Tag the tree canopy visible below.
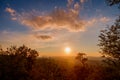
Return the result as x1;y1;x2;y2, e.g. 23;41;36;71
98;17;120;65
0;45;39;80
106;0;120;8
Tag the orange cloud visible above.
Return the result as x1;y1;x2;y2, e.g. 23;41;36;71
19;0;86;32
5;7;16;16
80;0;85;3
5;1;110;32
11;17;17;20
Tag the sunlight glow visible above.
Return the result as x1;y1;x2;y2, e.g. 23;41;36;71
65;47;71;54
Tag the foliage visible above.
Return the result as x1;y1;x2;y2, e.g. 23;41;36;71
102;65;120;80
98;17;120;66
74;65;92;80
106;0;120;8
30;57;66;80
76;52;88;65
0;45;38;80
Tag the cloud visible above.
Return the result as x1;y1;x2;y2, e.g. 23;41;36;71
18;0;86;32
33;34;52;40
85;17;110;27
80;0;85;3
86;18;97;26
5;7;17;20
0;30;60;50
11;17;17;20
5;1;110;32
67;0;73;7
5;7;16;16
99;17;110;22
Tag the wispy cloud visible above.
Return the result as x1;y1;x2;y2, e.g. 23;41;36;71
5;7;16;16
33;34;52;40
99;17;110;22
86;17;110;26
80;0;86;3
67;0;73;7
5;7;17;20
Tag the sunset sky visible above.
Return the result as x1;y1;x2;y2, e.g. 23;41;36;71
0;0;119;56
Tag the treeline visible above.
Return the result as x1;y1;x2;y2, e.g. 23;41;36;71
0;45;120;80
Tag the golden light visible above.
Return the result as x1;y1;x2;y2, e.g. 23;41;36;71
65;47;71;54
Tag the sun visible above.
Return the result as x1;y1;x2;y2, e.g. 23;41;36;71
65;47;71;54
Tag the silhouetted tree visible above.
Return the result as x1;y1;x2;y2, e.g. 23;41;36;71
98;17;120;80
74;53;89;80
98;17;120;66
0;45;38;80
106;0;120;8
76;52;88;66
98;1;120;80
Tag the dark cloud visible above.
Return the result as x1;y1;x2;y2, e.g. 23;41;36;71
34;34;52;40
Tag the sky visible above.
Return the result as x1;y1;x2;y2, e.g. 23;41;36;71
0;0;119;56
